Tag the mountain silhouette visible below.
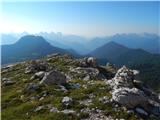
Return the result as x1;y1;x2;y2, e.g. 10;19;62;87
1;35;71;64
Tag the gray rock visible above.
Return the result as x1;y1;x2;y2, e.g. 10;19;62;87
80;108;91;113
2;78;15;86
59;85;68;92
77;67;99;78
40;70;66;85
133;80;143;87
3;80;15;86
87;57;97;67
34;106;45;112
135;107;148;116
39;97;44;101
83;75;90;81
65;74;72;81
61;109;75;114
88;112;113;120
35;71;45;79
79;57;97;68
25;60;48;74
2;78;8;82
112;66;136;88
30;75;36;80
107;66;160;118
112;87;148;109
50;107;59;113
25;83;39;92
62;96;73;106
127;110;134;115
79;99;93;106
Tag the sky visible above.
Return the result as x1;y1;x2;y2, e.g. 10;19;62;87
1;1;160;37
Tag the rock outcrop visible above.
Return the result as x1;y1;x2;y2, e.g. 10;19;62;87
40;70;66;85
106;66;160;117
79;57;97;68
2;78;16;86
25;60;49;74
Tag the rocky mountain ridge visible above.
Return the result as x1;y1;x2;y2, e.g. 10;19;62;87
1;53;160;120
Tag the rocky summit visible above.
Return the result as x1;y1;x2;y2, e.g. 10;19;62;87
1;54;160;120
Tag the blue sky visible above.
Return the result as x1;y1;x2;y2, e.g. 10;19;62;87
1;1;159;37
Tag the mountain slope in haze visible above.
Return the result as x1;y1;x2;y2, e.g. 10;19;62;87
89;41;129;63
89;41;159;66
87;33;160;54
2;33;159;55
110;33;160;54
37;32;90;55
1;35;73;65
1;32;28;45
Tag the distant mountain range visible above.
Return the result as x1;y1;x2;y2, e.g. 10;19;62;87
89;41;159;66
1;33;160;55
1;35;76;65
2;33;160;65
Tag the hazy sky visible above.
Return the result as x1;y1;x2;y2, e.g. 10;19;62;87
1;1;159;37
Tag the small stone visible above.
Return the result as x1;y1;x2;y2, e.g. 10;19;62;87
34;106;45;112
25;83;39;92
62;96;73;106
2;78;15;86
115;104;119;108
83;75;90;81
135;107;148;116
30;75;36;80
61;109;75;114
3;80;15;86
35;71;45;79
39;97;44;101
66;75;72;81
127;110;134;114
50;107;59;113
26;112;29;116
59;85;68;92
87;57;97;67
20;95;24;100
79;99;93;106
132;70;139;75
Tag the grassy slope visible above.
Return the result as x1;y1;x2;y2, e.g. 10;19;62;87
2;56;157;120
